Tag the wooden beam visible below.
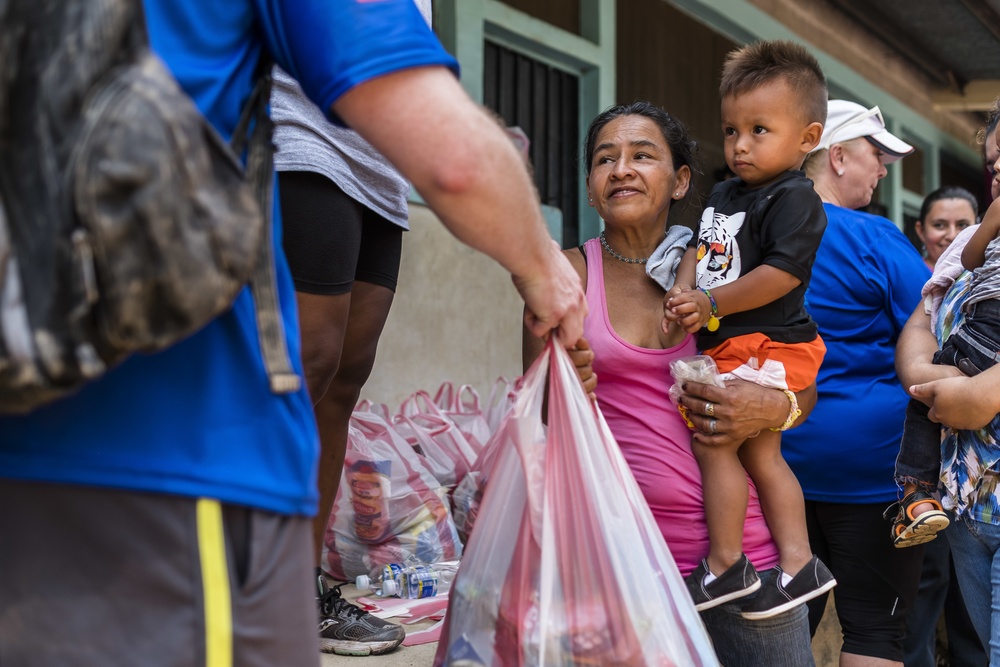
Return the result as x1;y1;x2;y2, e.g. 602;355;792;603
827;0;956;89
931;79;1000;111
957;0;1000;43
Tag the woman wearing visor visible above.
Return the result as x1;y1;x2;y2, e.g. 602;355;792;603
782;100;929;666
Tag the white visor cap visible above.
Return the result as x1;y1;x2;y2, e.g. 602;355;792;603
814;100;914;164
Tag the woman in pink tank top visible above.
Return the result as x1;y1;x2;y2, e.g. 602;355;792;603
523;102;819;667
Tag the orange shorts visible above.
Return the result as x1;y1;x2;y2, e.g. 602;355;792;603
703;332;825;393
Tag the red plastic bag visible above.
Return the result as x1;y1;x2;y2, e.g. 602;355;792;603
434;339;718;667
323;411;462;580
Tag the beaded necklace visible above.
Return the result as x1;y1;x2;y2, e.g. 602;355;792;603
599;231;649;264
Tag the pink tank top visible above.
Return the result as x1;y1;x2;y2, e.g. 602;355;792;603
582;238;779;576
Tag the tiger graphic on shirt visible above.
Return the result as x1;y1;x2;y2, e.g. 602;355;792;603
696;206;745;289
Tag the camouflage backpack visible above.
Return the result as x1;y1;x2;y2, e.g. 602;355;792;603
0;0;299;413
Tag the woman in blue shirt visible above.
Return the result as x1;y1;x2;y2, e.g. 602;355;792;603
782;99;928;666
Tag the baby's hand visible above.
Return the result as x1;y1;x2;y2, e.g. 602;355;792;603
664;289;710;334
662;284;693;333
666;283;692;299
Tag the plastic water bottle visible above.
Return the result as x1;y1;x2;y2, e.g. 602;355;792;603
356;560;460;599
356;562;407;597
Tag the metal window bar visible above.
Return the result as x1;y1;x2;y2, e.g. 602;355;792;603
484;40;579;248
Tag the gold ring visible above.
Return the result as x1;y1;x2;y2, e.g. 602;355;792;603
705;401;715;417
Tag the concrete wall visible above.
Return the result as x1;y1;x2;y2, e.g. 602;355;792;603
360;203;526;410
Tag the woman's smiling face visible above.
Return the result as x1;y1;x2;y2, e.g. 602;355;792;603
915;197;977;267
586;115;689;228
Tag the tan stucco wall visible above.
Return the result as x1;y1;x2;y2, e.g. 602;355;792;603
360;203;525;409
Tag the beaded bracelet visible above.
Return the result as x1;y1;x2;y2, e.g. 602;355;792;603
770;389;802;432
699;288;720;332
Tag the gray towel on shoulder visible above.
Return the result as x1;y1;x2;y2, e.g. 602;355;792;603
646;225;693;291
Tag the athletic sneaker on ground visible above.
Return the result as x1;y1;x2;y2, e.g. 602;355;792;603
740;555;837;620
685;552;761;611
316;570;405;656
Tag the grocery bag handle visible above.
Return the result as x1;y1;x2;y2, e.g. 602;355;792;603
455;384;480;412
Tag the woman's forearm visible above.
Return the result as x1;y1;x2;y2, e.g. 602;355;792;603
910;370;1000;430
896;293;1000;427
678;378;812;446
895;302;939;390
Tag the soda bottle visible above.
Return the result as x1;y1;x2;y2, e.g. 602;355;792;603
356;560;461;599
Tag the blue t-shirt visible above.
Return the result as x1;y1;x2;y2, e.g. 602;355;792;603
0;0;458;516
782;203;929;503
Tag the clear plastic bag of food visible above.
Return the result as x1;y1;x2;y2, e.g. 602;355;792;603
667;354;726;406
323;411;462;580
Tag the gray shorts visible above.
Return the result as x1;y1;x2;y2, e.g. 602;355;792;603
0;480;320;667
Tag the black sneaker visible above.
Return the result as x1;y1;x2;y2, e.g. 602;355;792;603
685;553;761;611
740;555;837;620
316;570;405;656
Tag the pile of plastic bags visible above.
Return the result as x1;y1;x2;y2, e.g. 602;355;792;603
324;349;717;666
323;379;518;581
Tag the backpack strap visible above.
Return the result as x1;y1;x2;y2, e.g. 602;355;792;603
234;59;301;395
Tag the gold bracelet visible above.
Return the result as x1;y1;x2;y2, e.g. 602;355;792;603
770;389;802;432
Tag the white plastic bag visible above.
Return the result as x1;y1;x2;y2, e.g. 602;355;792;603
323;411;462;580
483;376;520;433
396;390;480;490
434;340;719;666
